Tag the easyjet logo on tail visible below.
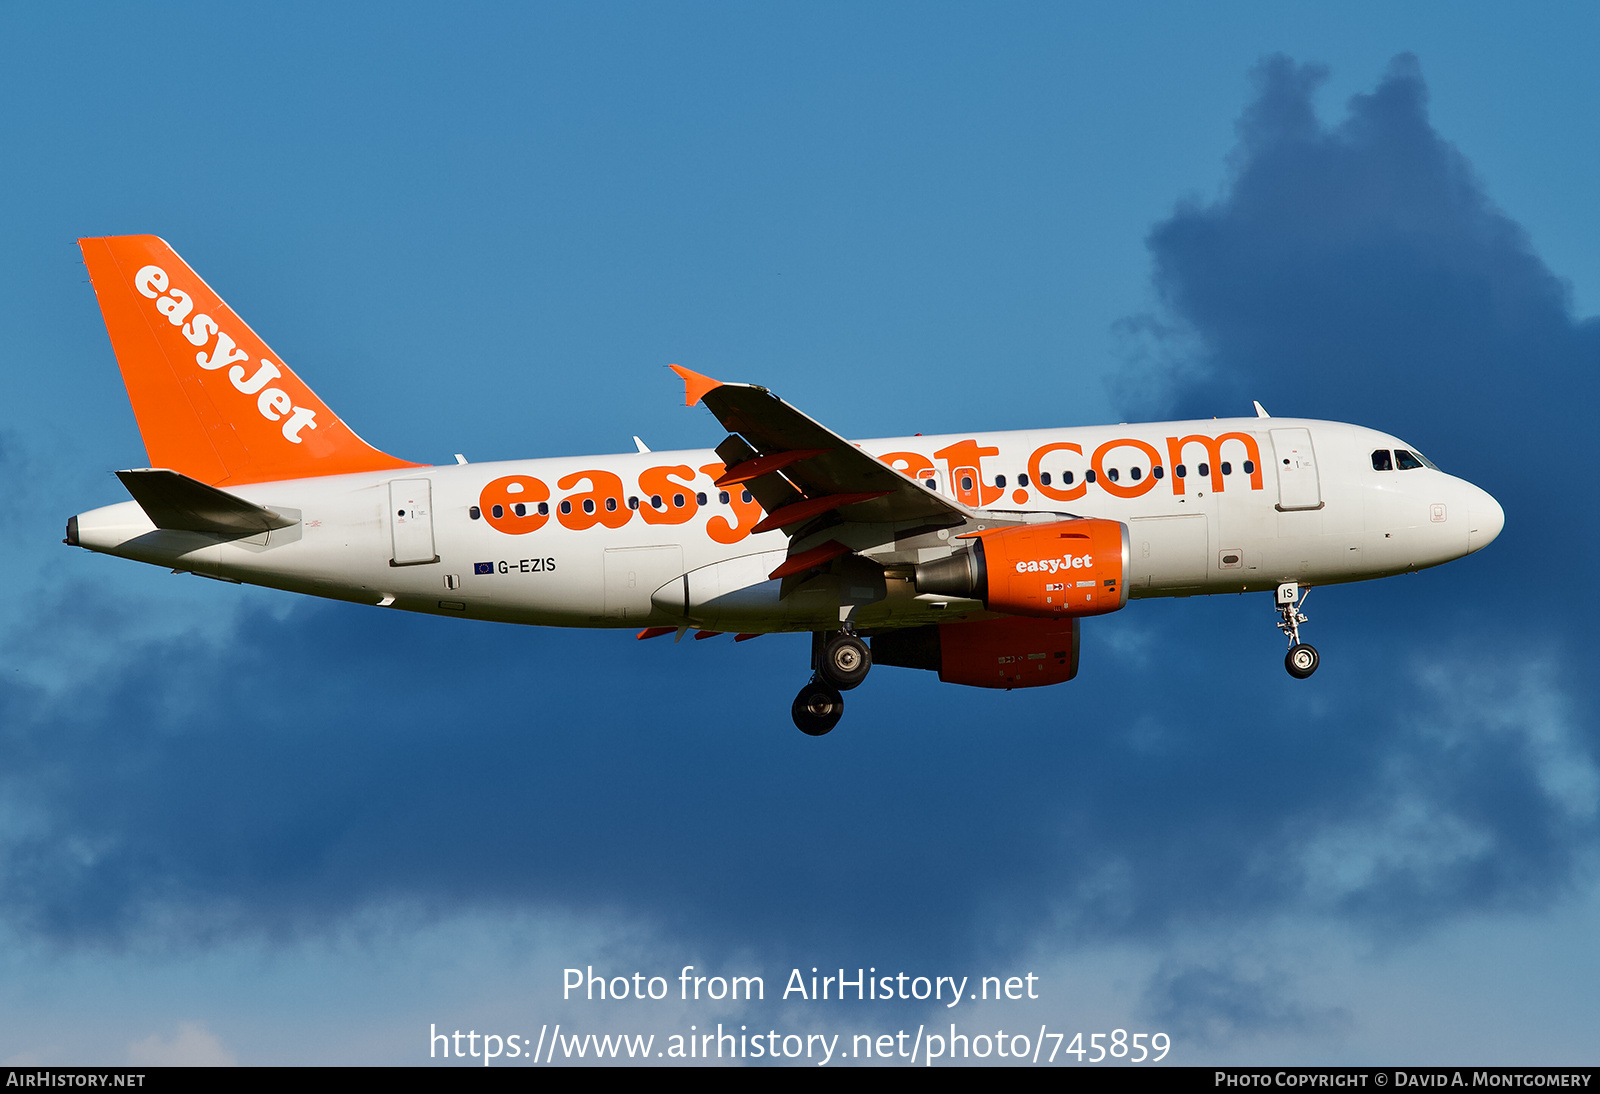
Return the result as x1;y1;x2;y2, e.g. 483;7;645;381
133;265;318;444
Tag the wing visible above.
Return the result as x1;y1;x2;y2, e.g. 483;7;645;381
671;364;976;537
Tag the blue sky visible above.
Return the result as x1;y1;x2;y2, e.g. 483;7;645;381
2;2;1598;1066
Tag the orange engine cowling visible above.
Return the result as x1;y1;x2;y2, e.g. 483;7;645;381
872;616;1081;689
914;518;1129;618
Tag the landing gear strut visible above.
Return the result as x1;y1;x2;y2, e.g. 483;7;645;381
791;629;874;734
1276;582;1319;679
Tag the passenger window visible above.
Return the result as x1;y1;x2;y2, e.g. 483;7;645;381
650;494;663;508
469;506;481;520
1395;449;1424;470
629;496;640;510
1085;469;1096;484
995;475;1007;488
1153;466;1165;480
559;501;571;515
1221;462;1231;476
513;502;526;517
1018;473;1029;487
1106;468;1119;483
1130;467;1142;481
673;493;685;508
742;490;752;503
1040;472;1051;486
491;504;504;519
583;499;595;514
1198;462;1210;477
696;492;707;505
960;475;973;491
1175;464;1186;478
1372;450;1393;471
1062;471;1073;485
924;478;936;489
1243;460;1255;474
605;497;617;512
719;491;730;504
538;502;549;516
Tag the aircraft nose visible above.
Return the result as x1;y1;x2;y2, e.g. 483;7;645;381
1467;487;1504;553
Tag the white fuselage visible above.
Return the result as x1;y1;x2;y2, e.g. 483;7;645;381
71;416;1504;632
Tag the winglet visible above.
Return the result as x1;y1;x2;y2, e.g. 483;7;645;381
668;364;723;408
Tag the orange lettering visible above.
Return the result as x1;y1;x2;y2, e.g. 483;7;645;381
700;462;765;544
1091;438;1163;499
1028;442;1086;502
878;450;936;481
934;440;1002;506
1165;432;1263;495
636;464;701;526
479;475;550;534
556;470;631;530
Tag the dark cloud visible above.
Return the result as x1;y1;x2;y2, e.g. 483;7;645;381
4;56;1596;983
1121;53;1600;576
0;590;1590;959
1127;55;1599;440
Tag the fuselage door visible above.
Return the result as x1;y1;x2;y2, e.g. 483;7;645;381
389;479;438;565
1270;428;1322;511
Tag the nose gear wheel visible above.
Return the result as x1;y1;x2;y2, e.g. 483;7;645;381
1286;643;1319;678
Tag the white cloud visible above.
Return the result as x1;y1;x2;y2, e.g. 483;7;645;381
1416;653;1599;822
127;1022;236;1067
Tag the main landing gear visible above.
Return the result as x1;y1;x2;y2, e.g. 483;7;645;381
1276;582;1319;679
790;630;873;735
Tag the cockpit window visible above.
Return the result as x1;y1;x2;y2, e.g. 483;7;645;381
1371;449;1393;471
1394;449;1425;471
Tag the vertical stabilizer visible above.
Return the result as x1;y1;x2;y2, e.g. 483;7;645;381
79;235;423;485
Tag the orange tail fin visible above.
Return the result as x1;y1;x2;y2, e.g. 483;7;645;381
79;235;422;486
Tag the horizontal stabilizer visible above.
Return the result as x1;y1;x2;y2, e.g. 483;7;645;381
116;468;298;536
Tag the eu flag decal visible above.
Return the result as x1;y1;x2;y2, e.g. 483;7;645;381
474;562;494;575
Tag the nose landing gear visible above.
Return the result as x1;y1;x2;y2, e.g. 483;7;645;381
1276;582;1319;679
790;629;874;734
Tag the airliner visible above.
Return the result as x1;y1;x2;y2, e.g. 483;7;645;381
66;236;1504;734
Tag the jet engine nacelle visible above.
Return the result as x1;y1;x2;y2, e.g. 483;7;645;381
913;518;1130;617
